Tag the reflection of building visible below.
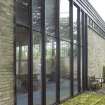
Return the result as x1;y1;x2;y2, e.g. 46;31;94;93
1;0;105;105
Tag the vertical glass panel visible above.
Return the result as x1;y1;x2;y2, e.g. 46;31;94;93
80;11;83;46
16;45;28;105
60;0;70;40
32;0;42;105
73;6;77;44
45;0;56;36
45;0;57;104
16;0;29;105
32;0;41;32
73;45;78;95
46;37;56;105
80;11;83;91
33;32;42;105
16;0;29;26
60;41;71;100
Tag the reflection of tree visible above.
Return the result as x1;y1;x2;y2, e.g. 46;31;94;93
60;18;69;39
46;39;57;81
32;0;41;32
73;22;77;33
74;46;78;57
60;18;77;39
60;41;70;78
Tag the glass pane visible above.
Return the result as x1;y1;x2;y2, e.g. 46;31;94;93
73;45;78;95
80;11;83;90
60;41;71;100
45;0;56;36
60;0;70;40
16;45;28;105
32;0;42;105
33;32;42;105
46;37;56;105
73;6;77;44
80;11;83;45
32;0;41;32
16;0;29;26
16;0;29;105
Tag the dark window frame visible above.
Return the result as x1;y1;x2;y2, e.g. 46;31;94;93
14;0;88;105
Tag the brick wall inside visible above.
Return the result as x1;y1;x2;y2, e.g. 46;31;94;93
0;0;14;105
88;27;105;78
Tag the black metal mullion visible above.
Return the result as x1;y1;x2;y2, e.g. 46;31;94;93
82;11;85;91
83;13;88;91
56;0;60;104
13;0;16;104
41;0;46;105
70;0;74;97
85;13;88;90
28;0;33;105
77;7;81;93
18;44;22;75
83;13;87;91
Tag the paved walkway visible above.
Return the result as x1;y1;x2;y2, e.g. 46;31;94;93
96;88;105;95
96;84;105;95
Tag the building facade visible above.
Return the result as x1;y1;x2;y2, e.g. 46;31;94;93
0;0;105;105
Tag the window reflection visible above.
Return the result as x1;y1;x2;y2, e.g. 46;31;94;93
60;41;71;100
33;32;42;105
45;0;56;36
80;11;83;45
80;11;83;91
73;5;78;95
16;45;28;105
60;0;70;100
16;0;29;26
16;0;29;105
73;45;78;95
32;0;41;32
46;37;56;105
73;6;77;44
60;0;70;40
32;0;42;105
45;0;57;104
15;0;84;104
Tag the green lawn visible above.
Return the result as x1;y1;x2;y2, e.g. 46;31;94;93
60;92;105;105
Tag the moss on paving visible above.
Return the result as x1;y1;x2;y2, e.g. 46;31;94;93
60;92;105;105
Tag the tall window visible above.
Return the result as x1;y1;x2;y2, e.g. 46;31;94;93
45;0;57;104
15;0;86;105
73;5;78;95
60;0;71;100
16;0;29;105
32;0;42;105
80;11;83;91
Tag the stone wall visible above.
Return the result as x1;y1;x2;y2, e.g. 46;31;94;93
0;0;14;105
88;27;105;78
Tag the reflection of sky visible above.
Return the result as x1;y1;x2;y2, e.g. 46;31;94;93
61;0;105;22
88;0;105;21
73;5;77;22
60;0;69;18
60;0;77;21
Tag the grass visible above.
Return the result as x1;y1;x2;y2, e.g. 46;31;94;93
60;92;105;105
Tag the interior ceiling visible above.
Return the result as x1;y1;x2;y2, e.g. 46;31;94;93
16;24;41;46
15;0;73;46
16;25;29;46
16;0;41;47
